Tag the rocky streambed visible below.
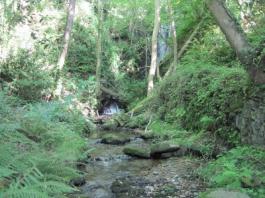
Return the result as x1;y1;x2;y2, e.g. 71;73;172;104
71;130;206;198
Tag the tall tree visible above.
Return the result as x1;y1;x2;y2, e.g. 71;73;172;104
95;0;104;99
147;0;161;95
207;0;265;84
55;0;76;97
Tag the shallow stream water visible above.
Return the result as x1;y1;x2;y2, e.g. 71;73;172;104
73;130;205;198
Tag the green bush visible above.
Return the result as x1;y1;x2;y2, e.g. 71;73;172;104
0;50;52;101
149;63;250;143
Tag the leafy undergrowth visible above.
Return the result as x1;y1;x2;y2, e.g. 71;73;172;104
198;146;265;198
0;92;92;198
148;63;250;145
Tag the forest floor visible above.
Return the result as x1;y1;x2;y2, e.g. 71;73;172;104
71;129;206;198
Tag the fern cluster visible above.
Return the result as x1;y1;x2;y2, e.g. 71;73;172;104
198;146;265;197
0;92;89;197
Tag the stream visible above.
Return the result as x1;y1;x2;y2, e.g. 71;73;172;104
72;130;206;198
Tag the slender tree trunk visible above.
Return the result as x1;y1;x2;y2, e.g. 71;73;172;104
177;19;204;59
169;0;177;72
156;62;162;81
55;0;76;97
164;19;204;77
96;0;103;99
207;0;265;84
145;36;149;78
147;0;161;95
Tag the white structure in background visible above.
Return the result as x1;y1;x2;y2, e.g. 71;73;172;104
103;102;120;115
158;25;170;63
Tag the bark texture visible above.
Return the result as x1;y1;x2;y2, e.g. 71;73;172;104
208;0;265;146
147;0;161;95
169;0;177;72
96;0;103;99
207;0;265;84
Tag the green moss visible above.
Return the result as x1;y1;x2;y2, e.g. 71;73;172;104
101;133;130;145
123;146;150;158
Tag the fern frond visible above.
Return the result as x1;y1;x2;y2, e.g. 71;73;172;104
0;166;16;178
1;188;49;198
33;181;76;195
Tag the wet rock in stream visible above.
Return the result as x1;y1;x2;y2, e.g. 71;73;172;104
150;142;180;159
123;146;151;159
101;133;131;145
70;177;86;187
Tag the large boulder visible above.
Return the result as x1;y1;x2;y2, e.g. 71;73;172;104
236;88;265;146
101;133;130;145
123;146;151;159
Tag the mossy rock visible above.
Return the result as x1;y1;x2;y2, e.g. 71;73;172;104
123;146;151;159
150;142;180;156
139;132;157;140
101;133;130;145
205;189;250;198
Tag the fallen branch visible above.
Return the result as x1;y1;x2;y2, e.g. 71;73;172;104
100;86;120;99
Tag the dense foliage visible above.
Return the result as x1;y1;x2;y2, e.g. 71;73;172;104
150;63;249;143
1;0;265;197
0;93;92;197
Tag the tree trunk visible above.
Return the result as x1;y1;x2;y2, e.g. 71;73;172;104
147;0;161;95
54;0;76;97
169;0;177;72
145;36;149;78
96;0;103;99
207;0;265;84
164;19;204;77
156;62;162;81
